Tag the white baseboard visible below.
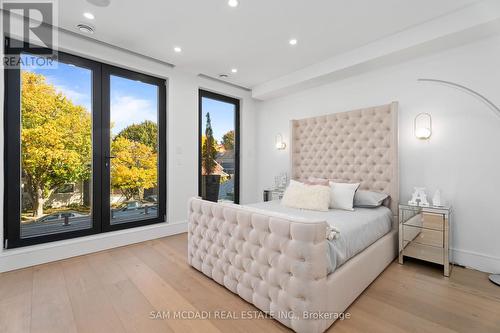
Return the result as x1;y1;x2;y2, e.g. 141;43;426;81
0;221;187;273
452;248;500;274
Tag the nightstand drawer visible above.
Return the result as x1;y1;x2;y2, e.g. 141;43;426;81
403;224;443;248
402;241;444;265
403;213;444;231
422;213;444;230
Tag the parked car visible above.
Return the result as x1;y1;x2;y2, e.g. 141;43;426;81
145;195;157;203
116;201;142;211
36;211;85;223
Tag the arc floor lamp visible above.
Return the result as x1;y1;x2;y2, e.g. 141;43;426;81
418;78;500;286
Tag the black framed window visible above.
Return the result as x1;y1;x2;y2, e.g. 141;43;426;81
198;90;240;204
102;65;166;232
4;38;166;248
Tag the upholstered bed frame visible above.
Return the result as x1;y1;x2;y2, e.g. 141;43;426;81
290;102;399;220
188;102;399;333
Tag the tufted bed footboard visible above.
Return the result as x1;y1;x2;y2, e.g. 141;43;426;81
188;197;398;333
188;197;331;332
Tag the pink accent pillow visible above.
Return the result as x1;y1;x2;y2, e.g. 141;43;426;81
306;177;329;186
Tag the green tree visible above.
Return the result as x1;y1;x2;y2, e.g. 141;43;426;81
111;136;157;200
21;71;92;217
202;112;218;175
115;120;157;152
221;130;235;151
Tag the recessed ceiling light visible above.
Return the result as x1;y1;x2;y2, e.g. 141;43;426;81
289;38;298;46
228;0;239;7
231;68;238;73
77;24;94;34
174;46;182;53
83;12;95;20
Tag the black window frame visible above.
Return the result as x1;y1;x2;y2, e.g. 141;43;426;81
198;89;240;204
3;37;167;248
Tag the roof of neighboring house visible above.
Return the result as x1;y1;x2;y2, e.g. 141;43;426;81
201;159;229;177
216;149;235;164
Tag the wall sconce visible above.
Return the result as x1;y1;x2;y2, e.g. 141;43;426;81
414;113;432;140
275;133;286;150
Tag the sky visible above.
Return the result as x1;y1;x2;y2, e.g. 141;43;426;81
201;97;235;143
22;56;93;112
110;75;157;135
21;54;234;143
21;54;158;135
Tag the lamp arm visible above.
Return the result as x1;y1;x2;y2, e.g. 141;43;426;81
420;78;500;286
418;78;500;118
490;274;500;286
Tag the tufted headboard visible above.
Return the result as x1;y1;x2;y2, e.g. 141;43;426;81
290;102;399;219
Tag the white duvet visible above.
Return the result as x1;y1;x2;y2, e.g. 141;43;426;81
247;200;393;274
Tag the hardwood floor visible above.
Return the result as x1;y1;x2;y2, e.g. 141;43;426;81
1;233;499;333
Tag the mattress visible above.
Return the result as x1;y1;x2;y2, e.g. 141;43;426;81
246;200;393;273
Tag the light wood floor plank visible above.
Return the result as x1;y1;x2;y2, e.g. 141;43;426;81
60;256;127;333
0;268;33;333
31;262;77;333
109;245;222;333
368;264;500;333
85;251;173;333
1;233;499;333
354;294;456;333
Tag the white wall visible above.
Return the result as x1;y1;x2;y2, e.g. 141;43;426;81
255;35;500;273
0;26;258;272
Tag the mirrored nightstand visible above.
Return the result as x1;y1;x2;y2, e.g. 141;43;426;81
398;204;452;276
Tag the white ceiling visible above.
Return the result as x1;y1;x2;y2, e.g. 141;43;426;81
59;0;481;88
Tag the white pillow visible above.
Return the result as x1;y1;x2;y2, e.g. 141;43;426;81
354;190;389;208
329;182;360;211
281;180;330;211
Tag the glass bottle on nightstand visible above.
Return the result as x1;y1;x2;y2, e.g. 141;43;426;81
263;188;285;202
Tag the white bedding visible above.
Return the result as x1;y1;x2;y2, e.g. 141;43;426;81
246;200;393;274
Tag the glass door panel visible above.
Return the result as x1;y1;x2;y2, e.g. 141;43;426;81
199;91;240;203
108;75;159;225
19;54;94;239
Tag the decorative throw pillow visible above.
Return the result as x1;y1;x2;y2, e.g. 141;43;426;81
281;180;330;211
329;182;360;211
354;190;389;208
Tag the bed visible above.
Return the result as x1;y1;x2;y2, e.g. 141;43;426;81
188;102;399;333
247;201;393;274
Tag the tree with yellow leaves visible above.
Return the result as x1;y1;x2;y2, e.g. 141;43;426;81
111;136;157;201
21;71;92;217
